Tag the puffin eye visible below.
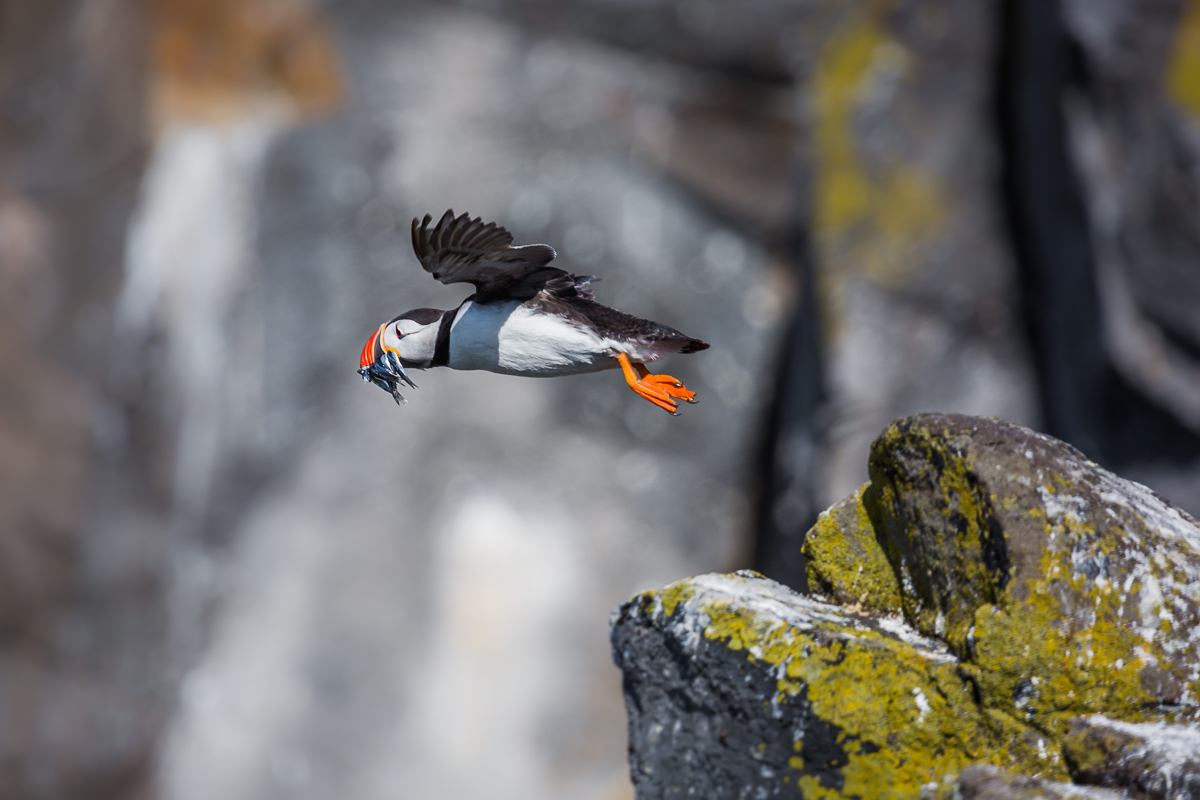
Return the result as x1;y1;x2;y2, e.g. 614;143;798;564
394;324;406;338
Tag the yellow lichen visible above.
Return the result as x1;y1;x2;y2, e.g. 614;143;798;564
968;516;1200;735
1168;0;1200;119
659;582;696;618
803;483;903;614
632;414;1200;797
867;415;1200;746
812;3;947;295
1061;723;1135;776
688;581;1064;797
865;419;1009;650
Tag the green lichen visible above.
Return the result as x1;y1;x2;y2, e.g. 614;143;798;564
676;579;1069;798
803;483;903;614
1169;0;1200;119
629;414;1200;796
1060;724;1132;779
659;582;696;618
865;418;1010;652
968;534;1174;742
813;6;946;288
862;413;1200;760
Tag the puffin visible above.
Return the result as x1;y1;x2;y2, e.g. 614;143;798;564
358;210;709;414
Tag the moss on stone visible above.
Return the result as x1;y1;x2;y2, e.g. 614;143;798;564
863;417;1012;652
659;580;696;618
641;573;1072;798
1060;723;1128;778
967;545;1169;739
860;413;1200;759
802;483;903;615
619;414;1200;797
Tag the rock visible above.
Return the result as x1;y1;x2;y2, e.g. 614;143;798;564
802;483;902;614
1063;716;1200;800
864;413;1200;735
0;1;161;796
799;0;1037;519
615;414;1200;796
1060;0;1200;435
464;0;810;81
949;764;1133;800
611;570;1064;800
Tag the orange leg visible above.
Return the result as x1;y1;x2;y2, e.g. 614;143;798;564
617;353;698;415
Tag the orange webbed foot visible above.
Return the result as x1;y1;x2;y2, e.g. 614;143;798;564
638;371;698;404
618;354;699;415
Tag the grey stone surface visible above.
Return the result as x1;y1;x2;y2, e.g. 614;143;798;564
614;415;1200;797
797;0;1038;512
0;1;158;797
1064;716;1200;800
952;764;1132;800
611;571;974;800
865;413;1200;721
1059;0;1200;454
1062;0;1200;359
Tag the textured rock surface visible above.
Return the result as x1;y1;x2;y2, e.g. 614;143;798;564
1061;0;1200;434
0;2;158;796
800;0;1037;517
612;571;1063;799
949;764;1131;800
1063;716;1200;800
865;414;1200;734
802;483;902;614
615;414;1200;797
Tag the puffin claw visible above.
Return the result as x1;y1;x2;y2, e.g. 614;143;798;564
617;354;699;415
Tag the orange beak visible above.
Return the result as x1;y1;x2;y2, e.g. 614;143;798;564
358;323;416;405
360;327;381;369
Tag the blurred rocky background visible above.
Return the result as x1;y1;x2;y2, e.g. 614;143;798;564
0;0;1197;798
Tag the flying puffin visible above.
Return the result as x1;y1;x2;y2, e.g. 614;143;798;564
358;210;709;414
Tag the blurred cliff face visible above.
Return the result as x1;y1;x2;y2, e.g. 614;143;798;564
152;6;774;798
0;2;150;796
0;0;1199;798
4;1;774;797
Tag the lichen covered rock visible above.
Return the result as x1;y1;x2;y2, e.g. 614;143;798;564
611;571;1066;800
865;414;1200;735
802;483;903;614
614;414;1200;798
1062;716;1200;800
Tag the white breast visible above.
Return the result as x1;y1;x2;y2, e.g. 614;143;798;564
447;300;618;376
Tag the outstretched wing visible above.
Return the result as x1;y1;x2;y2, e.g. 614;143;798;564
411;210;590;303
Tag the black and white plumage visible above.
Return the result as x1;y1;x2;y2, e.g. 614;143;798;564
359;210;709;414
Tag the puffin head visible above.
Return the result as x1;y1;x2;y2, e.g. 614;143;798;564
357;308;443;404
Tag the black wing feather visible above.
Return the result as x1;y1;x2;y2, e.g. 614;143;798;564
412;210;589;303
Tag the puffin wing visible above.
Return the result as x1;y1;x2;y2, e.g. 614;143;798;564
412;210;580;303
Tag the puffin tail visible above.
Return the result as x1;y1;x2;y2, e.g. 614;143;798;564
635;333;710;362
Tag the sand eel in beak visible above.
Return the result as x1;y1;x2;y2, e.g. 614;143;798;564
358;210;709;414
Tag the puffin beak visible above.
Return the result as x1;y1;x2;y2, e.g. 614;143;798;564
359;328;381;371
357;328;418;405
